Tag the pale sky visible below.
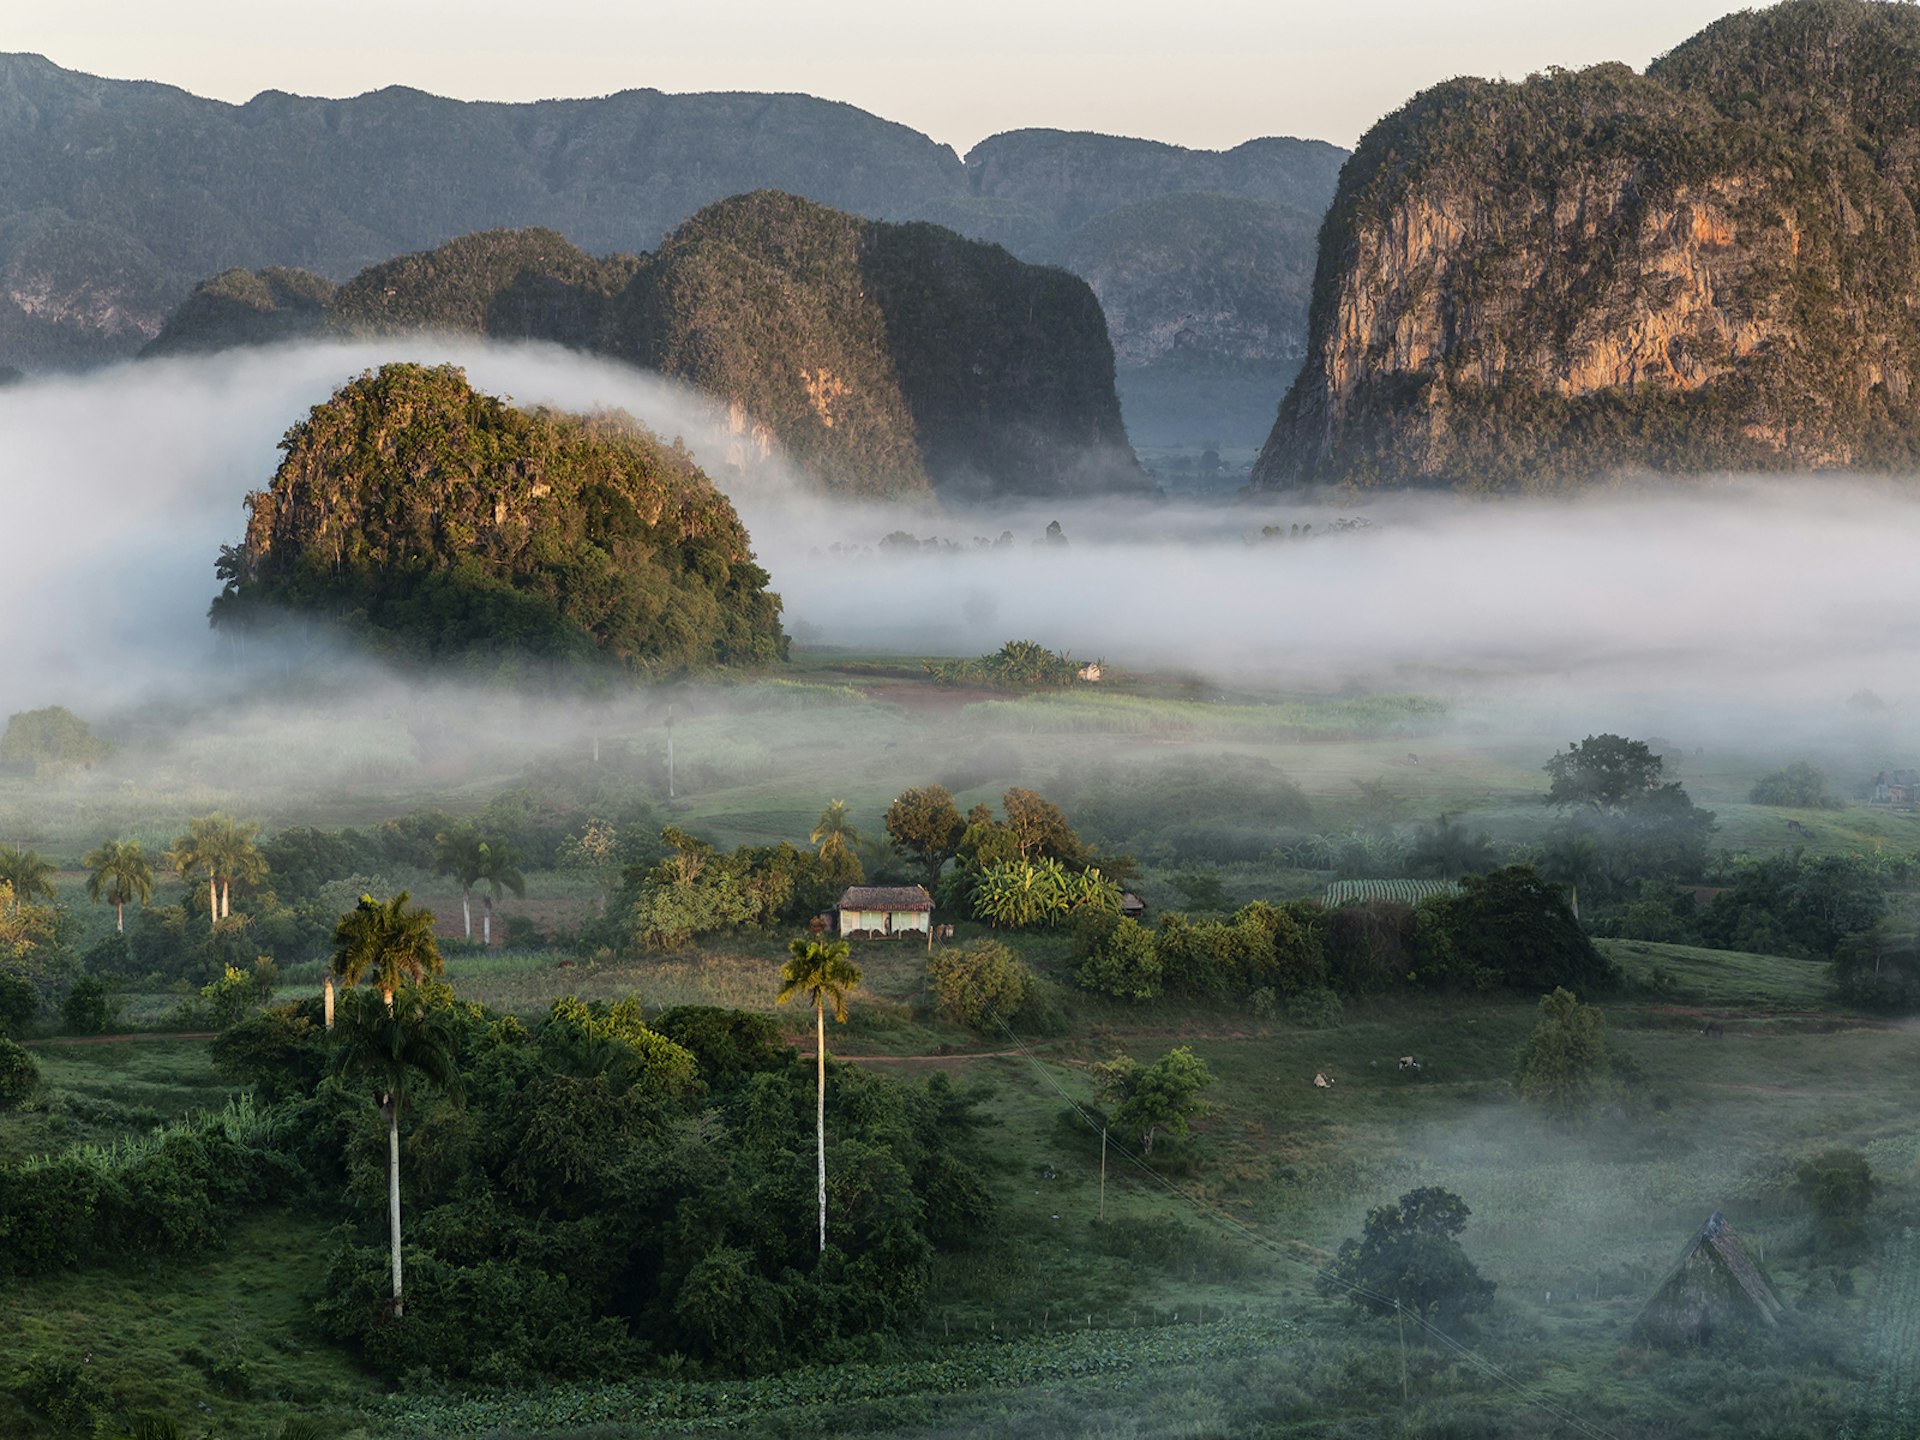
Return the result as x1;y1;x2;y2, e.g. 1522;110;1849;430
14;1;1762;153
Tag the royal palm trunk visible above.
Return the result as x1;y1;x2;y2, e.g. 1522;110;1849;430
386;1093;404;1316
816;1002;827;1252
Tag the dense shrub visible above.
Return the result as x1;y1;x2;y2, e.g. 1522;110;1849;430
0;1099;303;1278
0;969;37;1035
928;940;1033;1029
1075;917;1162;1000
61;975;117;1035
1321;1186;1494;1322
1749;762;1834;808
0;1035;38;1109
1413;867;1616;992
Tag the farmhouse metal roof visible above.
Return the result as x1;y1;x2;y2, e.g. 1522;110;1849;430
835;885;934;911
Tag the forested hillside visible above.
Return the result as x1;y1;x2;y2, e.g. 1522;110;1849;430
1253;0;1920;489
210;362;787;671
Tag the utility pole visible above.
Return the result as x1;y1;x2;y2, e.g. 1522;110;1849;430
666;703;675;800
1396;1299;1408;1404
1099;1128;1108;1223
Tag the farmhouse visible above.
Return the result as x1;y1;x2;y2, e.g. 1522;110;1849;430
1633;1211;1782;1348
834;885;934;940
1872;769;1920;807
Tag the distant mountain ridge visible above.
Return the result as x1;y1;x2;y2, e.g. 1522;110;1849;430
152;198;1146;502
0;53;1344;441
1252;0;1920;489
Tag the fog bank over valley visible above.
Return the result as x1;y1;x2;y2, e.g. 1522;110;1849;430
3;339;1917;748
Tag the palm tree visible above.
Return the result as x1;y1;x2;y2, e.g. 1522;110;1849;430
1539;831;1601;921
473;842;525;947
330;983;459;1317
331;892;444;1008
170;814;262;928
0;845;57;908
432;826;486;941
84;838;154;931
777;936;862;1252
809;801;861;867
211;816;266;920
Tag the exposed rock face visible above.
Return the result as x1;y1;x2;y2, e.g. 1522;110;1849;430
1253;0;1920;490
0;54;1346;395
153;197;1147;502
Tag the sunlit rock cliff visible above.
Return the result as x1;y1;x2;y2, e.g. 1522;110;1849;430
1252;0;1920;490
153;196;1148;503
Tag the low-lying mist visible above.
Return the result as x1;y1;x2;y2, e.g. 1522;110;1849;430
3;337;1918;758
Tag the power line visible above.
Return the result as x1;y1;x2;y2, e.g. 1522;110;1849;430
980;1007;1624;1440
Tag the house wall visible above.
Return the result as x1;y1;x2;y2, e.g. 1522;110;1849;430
840;908;932;937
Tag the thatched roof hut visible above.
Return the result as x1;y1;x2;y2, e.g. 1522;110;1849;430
1633;1211;1784;1348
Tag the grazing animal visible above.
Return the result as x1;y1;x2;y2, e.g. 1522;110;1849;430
1399;1056;1420;1071
1701;1020;1725;1039
1786;820;1808;834
1406;753;1420;764
1313;1072;1334;1088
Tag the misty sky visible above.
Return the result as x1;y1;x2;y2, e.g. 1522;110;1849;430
20;0;1758;151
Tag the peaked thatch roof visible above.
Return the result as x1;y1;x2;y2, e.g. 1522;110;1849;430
835;885;934;911
1633;1211;1784;1348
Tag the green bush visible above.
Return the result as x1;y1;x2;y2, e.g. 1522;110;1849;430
10;1353;111;1434
0;968;36;1036
0;1035;38;1109
1075;917;1162;1000
62;975;118;1035
1321;1186;1494;1322
1286;986;1344;1029
928;939;1033;1029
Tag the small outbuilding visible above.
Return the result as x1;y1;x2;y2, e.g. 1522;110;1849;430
1119;891;1146;920
1633;1211;1783;1348
834;885;934;940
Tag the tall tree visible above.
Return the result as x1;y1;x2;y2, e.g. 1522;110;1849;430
330;983;460;1317
0;846;56;908
433;826;486;941
884;785;965;890
83;838;154;931
167;819;220;930
169;814;264;926
331;892;444;1008
809;800;861;872
474;841;525;947
1001;787;1080;863
1544;735;1665;812
1515;986;1609;1128
207;815;266;919
777;936;863;1252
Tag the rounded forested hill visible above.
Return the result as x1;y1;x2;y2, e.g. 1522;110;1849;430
211;362;786;673
143;265;336;356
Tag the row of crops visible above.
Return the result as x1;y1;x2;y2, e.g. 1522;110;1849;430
381;1314;1297;1437
1323;878;1459;907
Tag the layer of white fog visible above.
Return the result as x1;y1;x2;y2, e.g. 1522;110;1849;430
3;336;1918;747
